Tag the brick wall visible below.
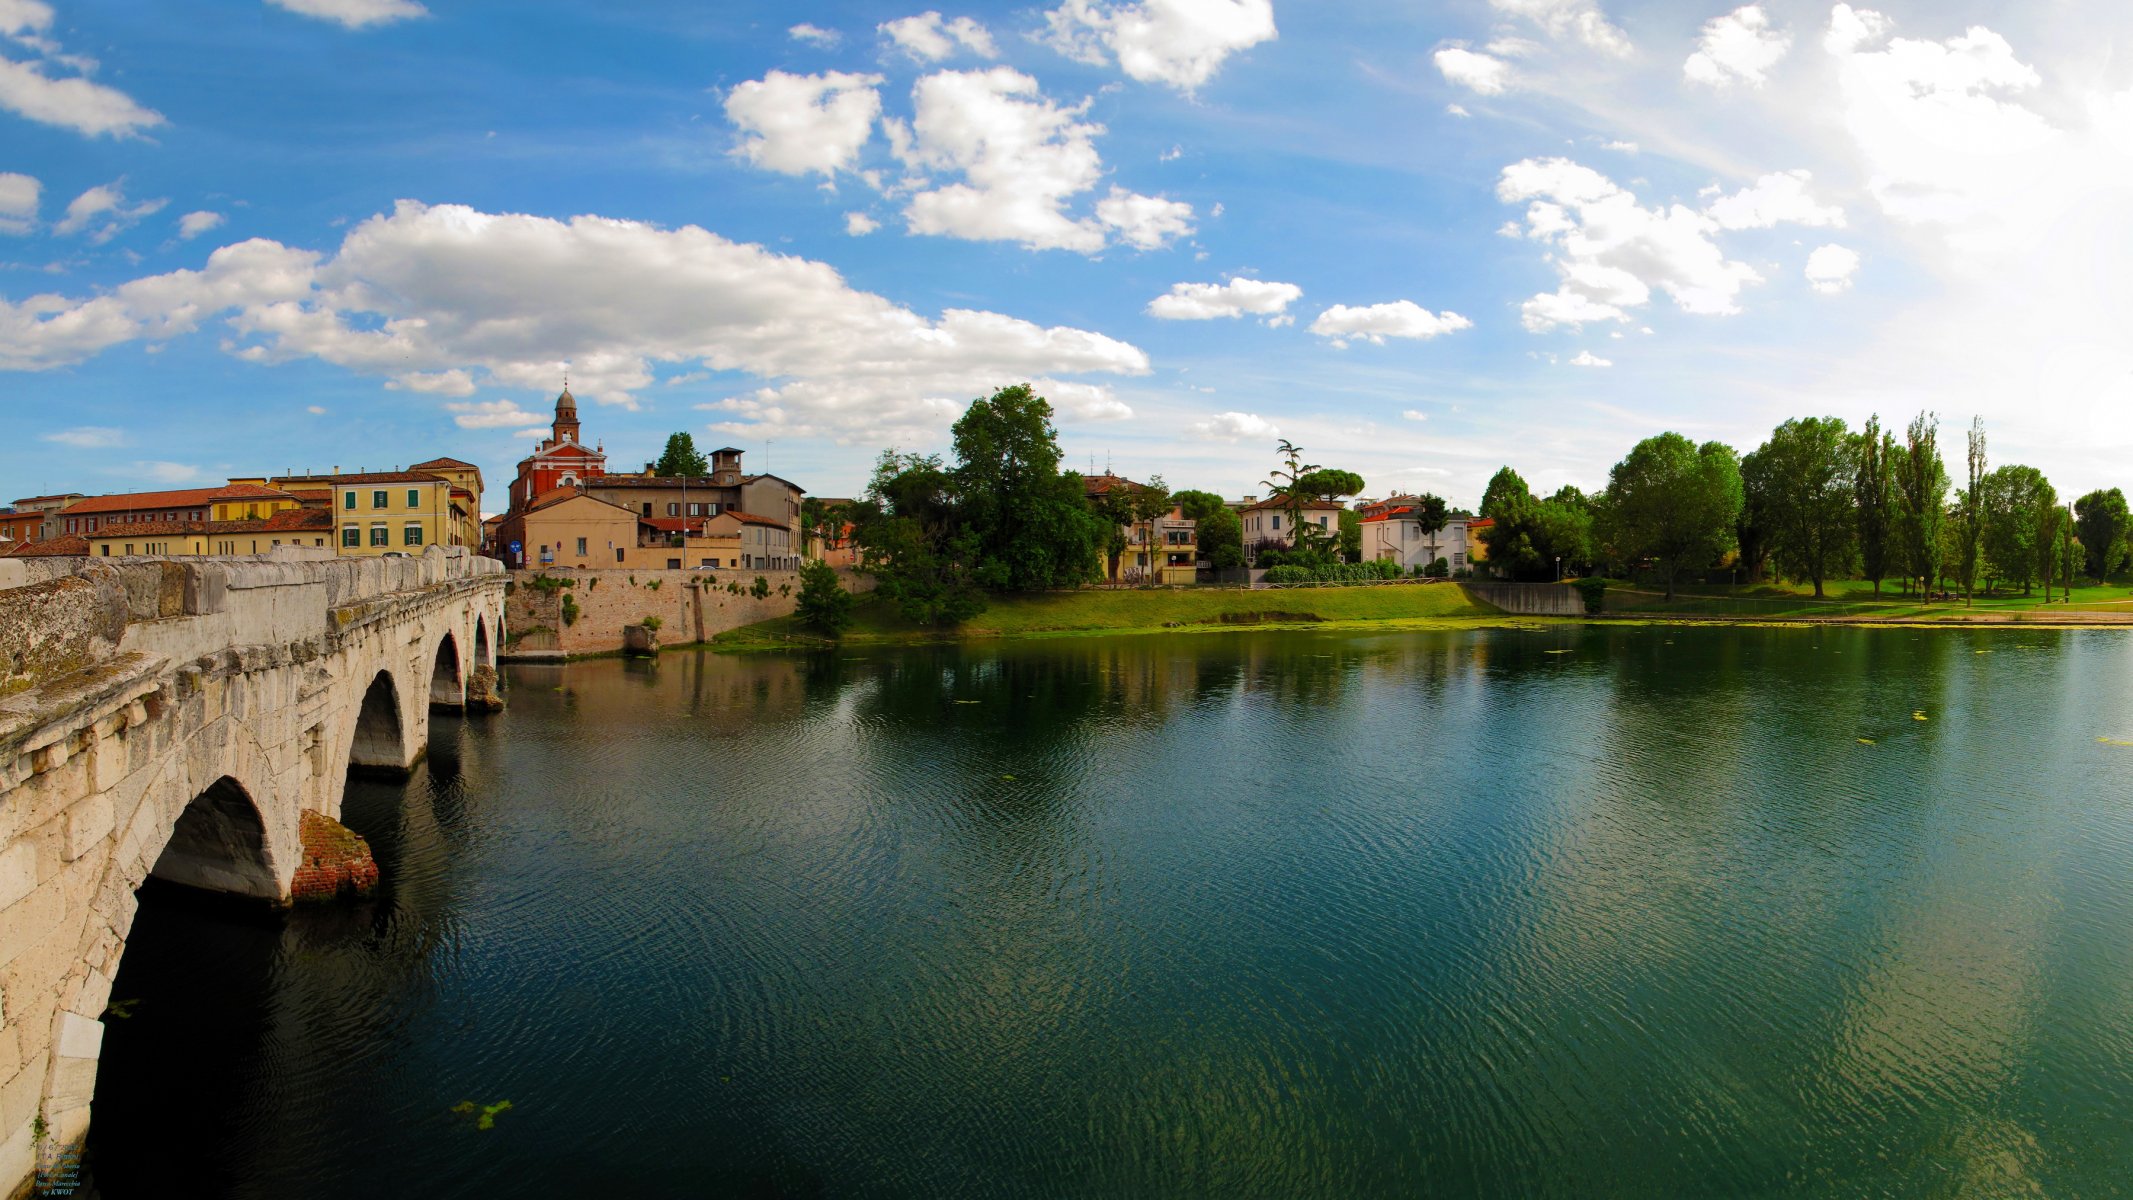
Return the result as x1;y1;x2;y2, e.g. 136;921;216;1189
502;567;875;656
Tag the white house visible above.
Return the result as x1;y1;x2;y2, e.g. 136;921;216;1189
1360;507;1474;573
1238;496;1344;556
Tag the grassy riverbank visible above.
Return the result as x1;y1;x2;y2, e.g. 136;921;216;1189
1602;579;2133;623
714;583;1514;649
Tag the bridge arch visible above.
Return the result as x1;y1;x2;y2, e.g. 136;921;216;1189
348;670;408;774
429;631;464;711
473;615;491;671
147;776;281;901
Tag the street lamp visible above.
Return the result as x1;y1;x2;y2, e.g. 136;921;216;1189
1555;555;1562;581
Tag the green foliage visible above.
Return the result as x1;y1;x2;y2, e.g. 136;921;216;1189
2074;488;2130;579
644;578;661;591
640;615;662;632
1294;469;1366;501
1979;464;2053;593
1854;415;1896;594
1089;470;1171;583
1480;467;1530;520
1263;559;1402;584
795;559;854;636
1409;493;1450;535
560;593;579;626
451;1100;514;1131
1597;433;1743;599
802;496;849;553
653;432;709;477
1572;577;1608;613
954;384;1105;591
1482;490;1594;581
1893;412;1949;596
1423;556;1450;578
751;575;770;600
1741;416;1857;597
1337;508;1362;563
1960;416;1988;599
1197;505;1243;570
850;449;986;625
524;574;573;593
1170;489;1228;523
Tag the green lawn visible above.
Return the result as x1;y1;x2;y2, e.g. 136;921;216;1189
717;582;1505;648
1599;577;2133;619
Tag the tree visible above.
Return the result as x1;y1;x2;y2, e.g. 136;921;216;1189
1197;505;1243;570
2074;488;2130;581
653;432;709;477
1261;439;1322;553
1480;467;1530;520
1170;489;1228;523
801;496;848;556
1294;469;1366;503
1089;474;1173;583
1483;486;1596;581
1740;417;1857;598
1892;412;1948;599
1959;417;1986;604
794;559;853;636
1854;416;1895;596
849;450;986;626
952;385;1104;592
1597;433;1743;600
1337;508;1362;563
1979;464;2053;594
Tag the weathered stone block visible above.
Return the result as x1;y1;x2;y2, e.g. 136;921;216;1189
0;1053;46;1144
60;798;112;863
0;845;33;913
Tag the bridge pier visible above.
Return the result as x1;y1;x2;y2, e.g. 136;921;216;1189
0;549;506;1199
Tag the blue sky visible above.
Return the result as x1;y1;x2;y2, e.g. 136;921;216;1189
5;0;2132;512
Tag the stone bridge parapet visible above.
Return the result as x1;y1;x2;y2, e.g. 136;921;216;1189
0;547;505;1195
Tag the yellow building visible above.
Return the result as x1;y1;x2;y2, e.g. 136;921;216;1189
308;471;474;556
83;508;336;557
408;457;486;547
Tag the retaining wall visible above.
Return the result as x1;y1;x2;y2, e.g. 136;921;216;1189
1460;581;1587;616
502;567;874;656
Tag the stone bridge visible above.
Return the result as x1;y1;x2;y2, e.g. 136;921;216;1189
0;548;505;1195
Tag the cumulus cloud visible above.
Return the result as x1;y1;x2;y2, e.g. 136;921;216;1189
880;12;997;61
0;171;37;234
892;67;1192;253
1498;157;1764;330
0;201;1152;444
134;460;207;483
265;0;428;29
844;211;880;235
391;368;477;396
788;23;841;48
1684;5;1791;89
446;398;544;428
41;425;123;447
1704;168;1843;230
1489;0;1630;57
1191;410;1279;441
1804;244;1859;294
177;210;226;239
1039;0;1276;93
1569;350;1612;366
1400;409;1429;421
724;70;884;178
1146;277;1301;321
0;1;164;137
1434;47;1510;95
1310;301;1472;347
53;180;167;243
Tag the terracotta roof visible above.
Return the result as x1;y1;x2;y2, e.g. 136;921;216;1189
59;483;300;516
6;534;88;557
1240;496;1346;513
270;471;450;486
524;487;636;516
1082;472;1148;498
642;517;742;536
740;473;804;491
1467;517;1495;530
584;475;727;489
720;510;789;528
482;514;505;527
11;493;85;506
409;457;479;471
87;508;334;540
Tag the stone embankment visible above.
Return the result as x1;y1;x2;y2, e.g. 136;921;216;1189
1460;582;1587;616
502;566;873;657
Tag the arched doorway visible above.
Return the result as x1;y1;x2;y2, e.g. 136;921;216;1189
148;776;279;901
349;671;406;775
429;633;463;711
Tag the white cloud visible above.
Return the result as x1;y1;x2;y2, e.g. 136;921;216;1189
724;70;884;177
53;181;167;243
1823;3;1892;55
1602;139;1637;152
391;368;477;396
880;12;997;62
133;460;207;484
0;1;163;138
177;210;226;239
0;170;37;234
1039;0;1276;94
0;201;1152;445
1146;277;1300;321
1310;301;1473;347
1804;243;1859;294
1434;47;1510;95
1446;103;1470;118
512;427;549;439
41;425;123;447
446;398;544;428
1191;410;1279;441
264;0;428;29
1489;0;1630;57
306;404;327;414
1704;168;1843;230
1569;350;1612;366
788;23;841;48
1401;409;1429;421
844;211;880;235
1498;157;1764;330
893;67;1192;253
1094;186;1194;250
1684;5;1791;89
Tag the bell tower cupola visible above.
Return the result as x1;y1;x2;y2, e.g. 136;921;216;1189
552;383;581;445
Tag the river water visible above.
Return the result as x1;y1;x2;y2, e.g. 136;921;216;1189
85;626;2133;1196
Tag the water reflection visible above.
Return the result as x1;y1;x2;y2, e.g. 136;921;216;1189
86;628;2133;1197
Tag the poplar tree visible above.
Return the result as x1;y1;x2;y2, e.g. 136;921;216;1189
1893;412;1948;599
1959;417;1986;605
1853;415;1894;596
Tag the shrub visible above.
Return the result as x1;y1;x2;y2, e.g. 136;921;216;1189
795;559;854;636
1572;577;1608;614
560;593;580;627
645;578;662;591
641;615;663;632
1263;564;1316;584
751;576;770;600
1424;557;1450;578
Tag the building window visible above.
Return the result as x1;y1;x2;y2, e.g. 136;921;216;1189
342;527;359;548
616;548;625;563
100;544;109;556
370;525;388;546
407;489;421;508
404;524;424;546
666;558;681;569
667;503;679;517
372;490;388;509
1272;515;1282;530
575;537;587;556
344;491;356;509
641;503;652;516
